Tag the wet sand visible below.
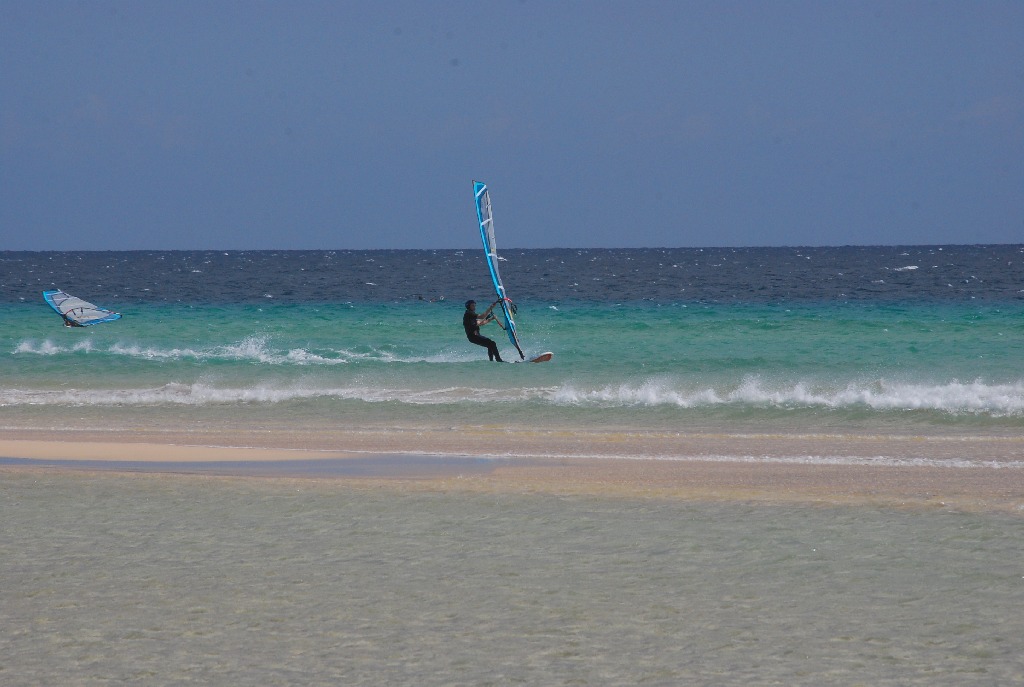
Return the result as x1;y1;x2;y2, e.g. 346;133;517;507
2;426;1022;513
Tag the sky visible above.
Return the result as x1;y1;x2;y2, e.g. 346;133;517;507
1;1;1022;250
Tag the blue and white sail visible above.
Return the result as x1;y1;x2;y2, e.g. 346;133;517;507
42;289;121;326
473;180;525;359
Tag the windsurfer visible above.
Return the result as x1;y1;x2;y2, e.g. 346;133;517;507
463;299;504;362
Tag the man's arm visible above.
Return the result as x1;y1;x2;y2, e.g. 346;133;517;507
478;300;500;325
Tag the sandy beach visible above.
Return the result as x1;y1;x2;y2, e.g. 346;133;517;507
5;426;1024;685
3;426;1022;513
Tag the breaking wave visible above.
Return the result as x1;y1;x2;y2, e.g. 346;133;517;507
12;336;469;365
2;375;1022;417
0;383;536;407
548;376;1024;417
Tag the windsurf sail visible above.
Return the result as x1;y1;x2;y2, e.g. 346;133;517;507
473;180;525;359
42;289;122;326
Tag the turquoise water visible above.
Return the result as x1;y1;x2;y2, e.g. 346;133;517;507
4;298;1023;436
4;246;1023;450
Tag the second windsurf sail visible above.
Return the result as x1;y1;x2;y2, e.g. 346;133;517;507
42;289;122;326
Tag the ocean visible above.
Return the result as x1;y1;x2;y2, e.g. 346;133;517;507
2;246;1023;443
2;246;1023;685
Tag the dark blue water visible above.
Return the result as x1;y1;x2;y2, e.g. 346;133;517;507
3;245;1022;305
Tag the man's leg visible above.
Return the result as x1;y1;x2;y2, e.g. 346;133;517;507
469;334;499;361
487;338;503;362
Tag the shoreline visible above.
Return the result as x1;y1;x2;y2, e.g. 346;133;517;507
2;429;1023;513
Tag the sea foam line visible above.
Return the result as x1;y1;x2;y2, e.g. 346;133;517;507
550;377;1024;416
3;376;1024;416
325;448;1024;469
0;383;541;407
12;337;471;365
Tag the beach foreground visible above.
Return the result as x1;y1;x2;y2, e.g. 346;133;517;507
2;425;1022;513
3;457;1023;686
3;428;1024;685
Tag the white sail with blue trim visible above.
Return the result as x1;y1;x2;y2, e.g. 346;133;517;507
473;180;525;360
43;289;121;326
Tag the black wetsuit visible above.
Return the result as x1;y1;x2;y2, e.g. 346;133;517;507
463;308;503;362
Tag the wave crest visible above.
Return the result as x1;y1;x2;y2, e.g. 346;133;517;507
2;374;1022;417
12;336;471;365
550;377;1024;416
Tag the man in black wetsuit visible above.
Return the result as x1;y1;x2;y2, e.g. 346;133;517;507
463;299;504;362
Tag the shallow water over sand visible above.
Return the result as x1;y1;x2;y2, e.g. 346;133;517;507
2;471;1022;686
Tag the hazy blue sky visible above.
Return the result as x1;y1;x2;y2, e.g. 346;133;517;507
2;1;1021;249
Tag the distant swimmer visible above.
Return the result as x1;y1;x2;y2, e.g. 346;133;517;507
463;299;503;362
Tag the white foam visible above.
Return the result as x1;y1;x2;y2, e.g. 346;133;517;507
548;376;1024;416
0;382;548;407
12;336;475;366
14;339;96;355
330;447;1023;469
